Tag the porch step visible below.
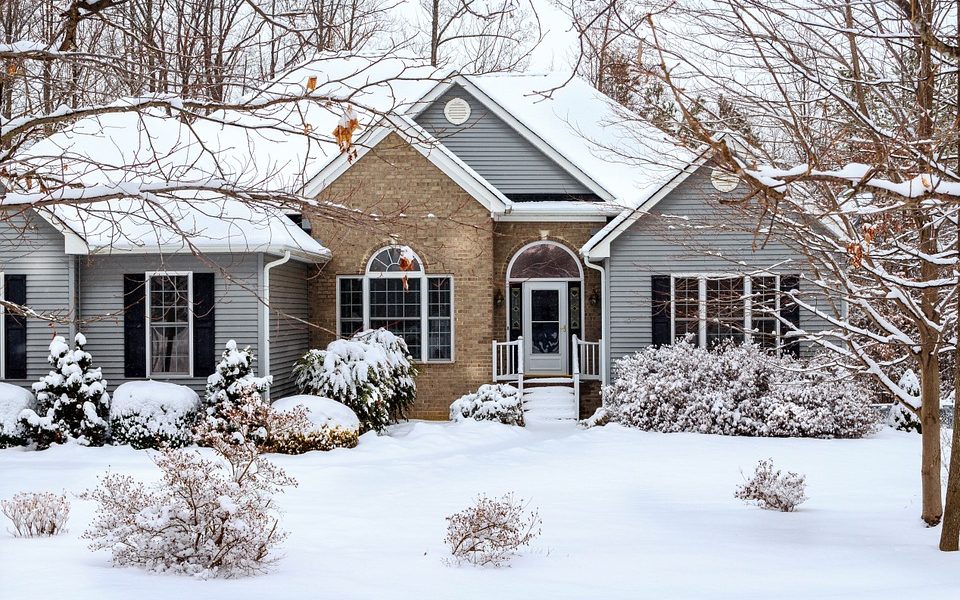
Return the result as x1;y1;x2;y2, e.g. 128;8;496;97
522;384;577;422
524;376;574;385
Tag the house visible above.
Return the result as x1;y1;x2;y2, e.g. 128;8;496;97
0;56;829;419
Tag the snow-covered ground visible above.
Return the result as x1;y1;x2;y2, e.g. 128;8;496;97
0;421;958;599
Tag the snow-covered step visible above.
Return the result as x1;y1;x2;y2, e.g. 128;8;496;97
522;384;577;421
524;376;574;385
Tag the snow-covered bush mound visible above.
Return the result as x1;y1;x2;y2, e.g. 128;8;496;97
735;459;808;512
0;383;35;447
110;381;201;449
80;442;296;579
450;384;523;426
20;333;110;449
294;328;417;433
601;341;879;438
268;395;360;454
887;370;922;433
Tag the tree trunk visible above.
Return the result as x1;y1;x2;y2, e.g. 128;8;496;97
920;349;943;525
430;0;440;66
937;5;960;551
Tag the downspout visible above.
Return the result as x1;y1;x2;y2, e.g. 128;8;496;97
261;251;292;400
582;254;609;387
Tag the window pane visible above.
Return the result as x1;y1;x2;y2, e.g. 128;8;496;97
369;278;422;358
149;275;190;375
509;243;580;279
751;276;778;350
427;277;452;361
673;277;700;345
368;246;421;273
428;318;451;360
706;277;744;347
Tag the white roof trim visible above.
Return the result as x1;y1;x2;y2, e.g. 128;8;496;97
83;243;328;263
582;150;713;260
31;209;90;255
301;114;511;214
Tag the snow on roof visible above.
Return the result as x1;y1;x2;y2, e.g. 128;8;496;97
18;55;448;259
462;72;697;208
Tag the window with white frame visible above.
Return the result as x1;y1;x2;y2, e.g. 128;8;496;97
670;274;797;352
338;246;454;362
147;273;192;375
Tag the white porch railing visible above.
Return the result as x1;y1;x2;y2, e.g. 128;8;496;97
573;336;602;381
492;337;524;395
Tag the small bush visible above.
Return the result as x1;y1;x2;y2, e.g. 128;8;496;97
602;340;880;438
20;333;110;449
445;493;541;567
80;441;296;578
200;341;271;442
2;491;70;537
735;459;808;512
0;383;36;447
450;384;524;426
887;370;922;433
294;328;417;433
268;396;359;454
110;381;200;449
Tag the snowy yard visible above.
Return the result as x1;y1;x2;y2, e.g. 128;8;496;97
1;421;958;599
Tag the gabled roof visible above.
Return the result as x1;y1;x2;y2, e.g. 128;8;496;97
302;113;510;214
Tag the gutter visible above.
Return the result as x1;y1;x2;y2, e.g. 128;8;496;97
582;254;609;387
261;251;291;400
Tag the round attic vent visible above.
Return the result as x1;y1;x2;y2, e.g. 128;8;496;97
710;168;740;193
443;97;471;125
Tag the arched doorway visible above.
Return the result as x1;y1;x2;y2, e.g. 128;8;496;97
506;241;584;375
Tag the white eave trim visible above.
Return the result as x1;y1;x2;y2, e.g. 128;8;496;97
31;208;90;255
84;243;329;263
582;150;713;260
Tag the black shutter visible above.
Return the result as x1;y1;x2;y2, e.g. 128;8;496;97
123;274;146;377
651;275;671;346
192;273;216;376
4;274;27;379
780;275;801;358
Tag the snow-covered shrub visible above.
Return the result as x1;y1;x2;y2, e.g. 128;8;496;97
267;395;359;454
80;441;296;578
294;328;417;433
601;340;879;438
200;340;270;440
19;334;110;449
195;385;273;448
1;491;70;537
445;493;541;567
110;382;200;449
0;383;36;447
735;459;808;512
887;370;922;433
450;384;523;426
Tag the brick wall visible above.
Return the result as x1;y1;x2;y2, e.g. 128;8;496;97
308;133;606;420
307;134;495;419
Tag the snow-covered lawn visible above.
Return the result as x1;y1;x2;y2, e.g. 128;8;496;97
0;422;958;599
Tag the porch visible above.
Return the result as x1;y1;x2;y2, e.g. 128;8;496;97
492;335;603;421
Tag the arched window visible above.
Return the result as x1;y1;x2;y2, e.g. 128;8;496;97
507;241;583;280
337;245;453;362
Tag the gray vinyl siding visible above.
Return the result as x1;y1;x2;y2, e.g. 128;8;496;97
415;84;592;195
607;166;833;377
267;259;312;398
0;210;72;385
78;253;261;397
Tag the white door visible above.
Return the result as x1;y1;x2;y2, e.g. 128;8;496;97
523;281;568;374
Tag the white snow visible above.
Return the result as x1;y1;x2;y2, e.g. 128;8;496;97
271;395;360;432
0;422;957;598
110;381;201;426
0;383;35;437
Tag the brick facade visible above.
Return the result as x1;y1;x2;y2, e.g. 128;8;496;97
308;133;604;420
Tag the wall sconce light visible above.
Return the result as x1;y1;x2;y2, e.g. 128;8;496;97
589;288;600;307
494;288;504;308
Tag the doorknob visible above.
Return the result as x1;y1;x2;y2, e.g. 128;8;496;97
561;325;567;333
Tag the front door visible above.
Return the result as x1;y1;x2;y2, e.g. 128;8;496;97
523;281;568;374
